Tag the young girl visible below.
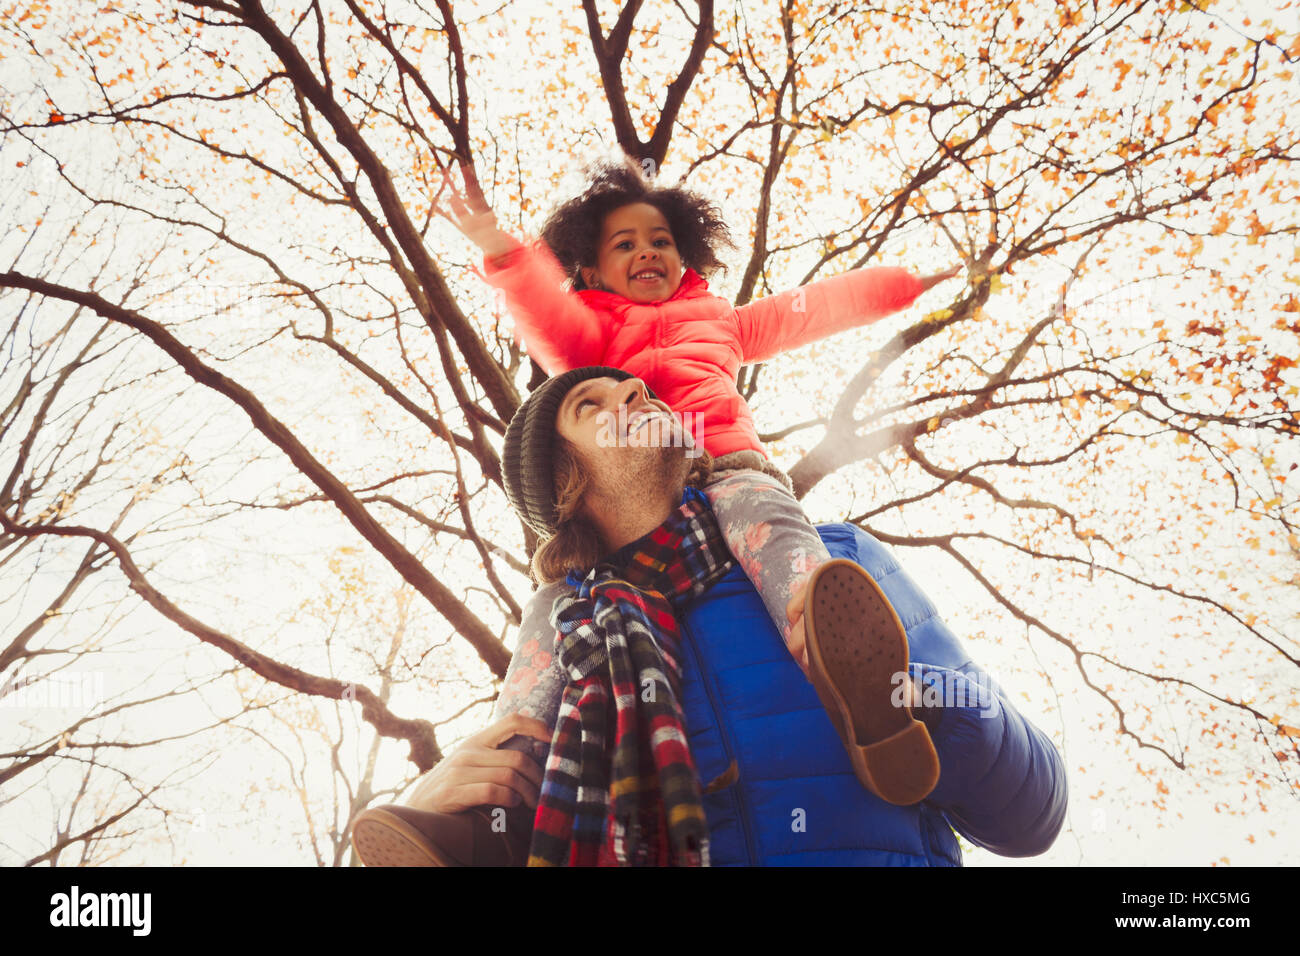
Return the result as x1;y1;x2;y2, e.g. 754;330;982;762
455;159;959;800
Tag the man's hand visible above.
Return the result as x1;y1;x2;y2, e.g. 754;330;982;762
405;713;552;814
918;264;963;292
785;583;812;676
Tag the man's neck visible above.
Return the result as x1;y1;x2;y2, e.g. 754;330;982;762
588;483;685;555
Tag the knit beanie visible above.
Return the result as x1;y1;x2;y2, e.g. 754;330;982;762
502;366;654;538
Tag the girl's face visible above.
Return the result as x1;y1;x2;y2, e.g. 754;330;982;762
580;202;684;303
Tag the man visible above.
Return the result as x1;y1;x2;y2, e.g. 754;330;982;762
350;367;1067;866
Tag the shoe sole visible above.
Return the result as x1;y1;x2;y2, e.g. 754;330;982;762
350;808;455;867
802;559;940;805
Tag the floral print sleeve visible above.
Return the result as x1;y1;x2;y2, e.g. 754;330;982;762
703;467;832;643
492;580;570;761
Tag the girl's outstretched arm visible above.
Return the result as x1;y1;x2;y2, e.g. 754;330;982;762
734;265;957;364
480;237;608;374
449;197;607;374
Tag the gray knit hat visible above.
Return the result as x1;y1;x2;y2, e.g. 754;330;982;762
502;366;654;537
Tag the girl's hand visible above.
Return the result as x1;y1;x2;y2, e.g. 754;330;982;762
448;193;516;262
441;173;517;263
918;265;963;291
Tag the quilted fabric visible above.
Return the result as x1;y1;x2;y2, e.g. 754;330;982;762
677;523;1068;865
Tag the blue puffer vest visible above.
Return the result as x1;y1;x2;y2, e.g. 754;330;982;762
678;523;1068;866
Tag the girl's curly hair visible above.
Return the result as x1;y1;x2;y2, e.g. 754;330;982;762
540;158;733;290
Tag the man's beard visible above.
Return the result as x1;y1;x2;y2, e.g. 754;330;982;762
584;441;692;513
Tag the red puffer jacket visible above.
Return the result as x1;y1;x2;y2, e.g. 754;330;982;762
483;239;925;458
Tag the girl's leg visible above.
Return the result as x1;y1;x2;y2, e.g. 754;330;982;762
493;579;569;763
703;467;832;645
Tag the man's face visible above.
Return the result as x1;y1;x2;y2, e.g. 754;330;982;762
554;376;691;511
580;202;684;304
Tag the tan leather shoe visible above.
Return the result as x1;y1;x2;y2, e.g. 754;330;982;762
350;804;532;867
802;559;940;805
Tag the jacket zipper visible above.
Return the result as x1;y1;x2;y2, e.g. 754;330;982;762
682;616;758;865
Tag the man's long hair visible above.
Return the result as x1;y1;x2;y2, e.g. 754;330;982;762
531;440;713;584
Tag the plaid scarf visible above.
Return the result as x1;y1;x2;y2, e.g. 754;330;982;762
528;487;734;866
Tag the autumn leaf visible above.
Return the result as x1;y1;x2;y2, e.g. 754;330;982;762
1246;212;1268;242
